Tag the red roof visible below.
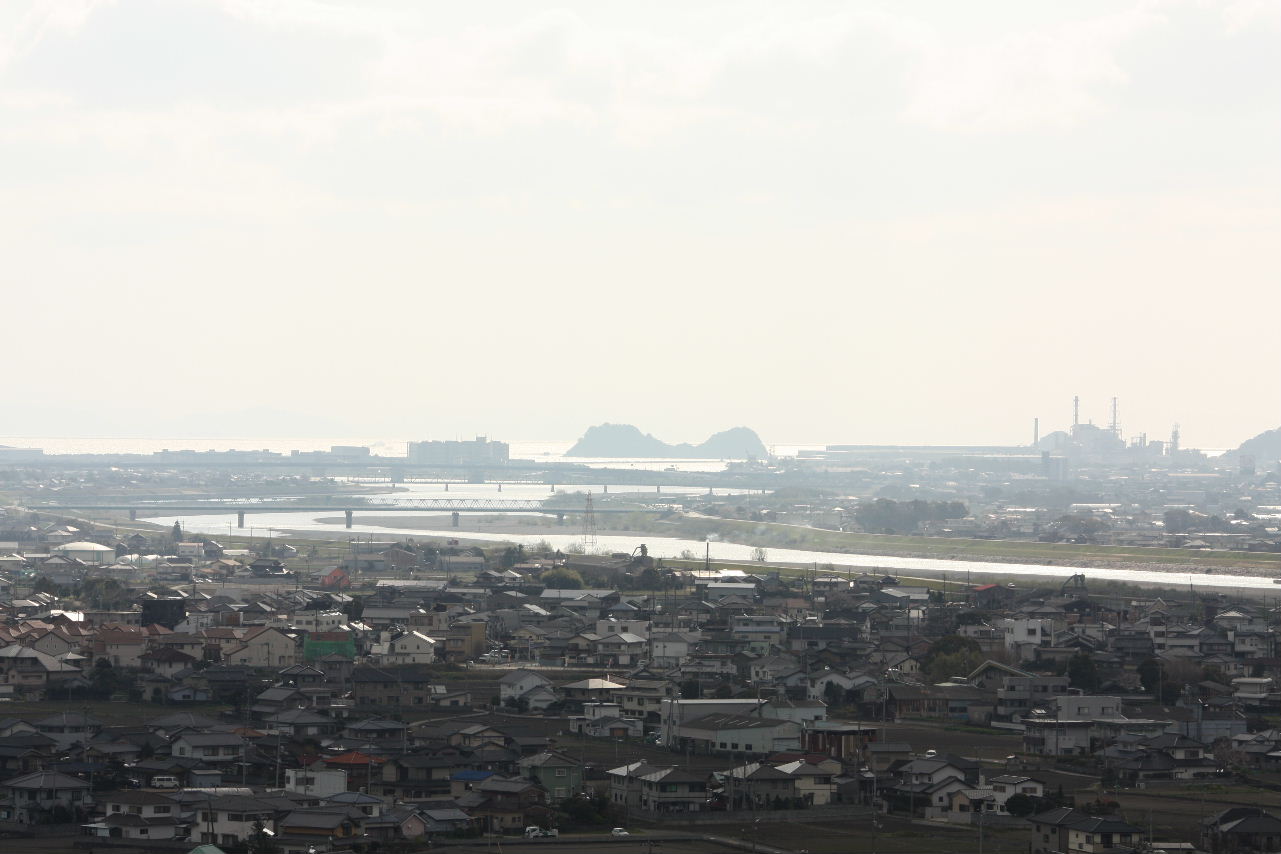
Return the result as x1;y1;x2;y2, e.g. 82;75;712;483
972;584;999;591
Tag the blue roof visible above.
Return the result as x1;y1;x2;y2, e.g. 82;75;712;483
450;770;496;781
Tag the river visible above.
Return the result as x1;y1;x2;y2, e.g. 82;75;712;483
139;480;1281;593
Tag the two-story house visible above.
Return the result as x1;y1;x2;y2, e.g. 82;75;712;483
89;790;183;841
171;732;245;765
517;750;583;801
608;762;708;815
195;794;281;849
1029;807;1141;854
0;769;91;824
498;670;557;712
730;615;786;655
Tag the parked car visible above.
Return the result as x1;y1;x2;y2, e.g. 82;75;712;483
150;775;180;789
525;827;559;838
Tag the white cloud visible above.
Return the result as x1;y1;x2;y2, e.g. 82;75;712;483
1217;0;1281;31
0;0;109;70
902;4;1166;132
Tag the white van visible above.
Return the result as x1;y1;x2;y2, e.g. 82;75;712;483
525;827;558;838
151;775;180;789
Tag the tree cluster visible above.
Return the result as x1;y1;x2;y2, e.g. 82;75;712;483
921;635;983;684
854;499;967;534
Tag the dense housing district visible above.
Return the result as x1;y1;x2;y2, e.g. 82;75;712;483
0;514;1278;853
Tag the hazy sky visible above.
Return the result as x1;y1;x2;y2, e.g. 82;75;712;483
3;0;1278;448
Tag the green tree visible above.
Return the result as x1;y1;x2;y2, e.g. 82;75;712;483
1054;514;1109;541
855;499;968;534
925;651;983;685
1067;652;1100;691
248;819;279;853
1162;508;1194;534
1137;657;1176;702
636;567;661;589
1005;793;1039;817
926;635;981;660
1137;658;1160;693
540;568;584;590
32;576;65;596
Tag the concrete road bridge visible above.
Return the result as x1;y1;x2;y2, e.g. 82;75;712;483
32;497;662;528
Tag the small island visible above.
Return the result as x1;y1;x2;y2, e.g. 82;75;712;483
566;424;768;459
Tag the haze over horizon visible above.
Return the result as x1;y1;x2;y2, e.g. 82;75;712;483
4;1;1278;449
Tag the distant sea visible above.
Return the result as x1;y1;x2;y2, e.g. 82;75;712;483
0;436;826;469
0;436;1225;458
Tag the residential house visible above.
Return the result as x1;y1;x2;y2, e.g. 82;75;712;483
718;762;797;809
171;732;245;765
995;675;1069;720
0;769;91;824
1022;717;1093;757
195;795;282;848
1201;807;1281;854
1029;807;1142;854
350;666;435;708
383;631;437;665
518;750;584;801
608;762;709;815
88;790;183;841
499;670;557;712
219;626;297;669
774;759;838;805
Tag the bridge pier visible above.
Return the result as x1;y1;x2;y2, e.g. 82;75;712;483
444;483;449;492
344;509;353;529
550;484;555;492
656;486;661;494
498;483;502;493
603;484;608;494
129;509;137;521
556;513;565;525
236;512;245;529
451;512;460;527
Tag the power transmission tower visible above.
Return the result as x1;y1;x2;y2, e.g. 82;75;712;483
582;493;598;551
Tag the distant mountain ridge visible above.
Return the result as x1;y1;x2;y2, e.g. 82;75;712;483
1229;426;1281;463
566;424;768;459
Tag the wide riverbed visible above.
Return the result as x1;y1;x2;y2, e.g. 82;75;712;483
147;508;1281;593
